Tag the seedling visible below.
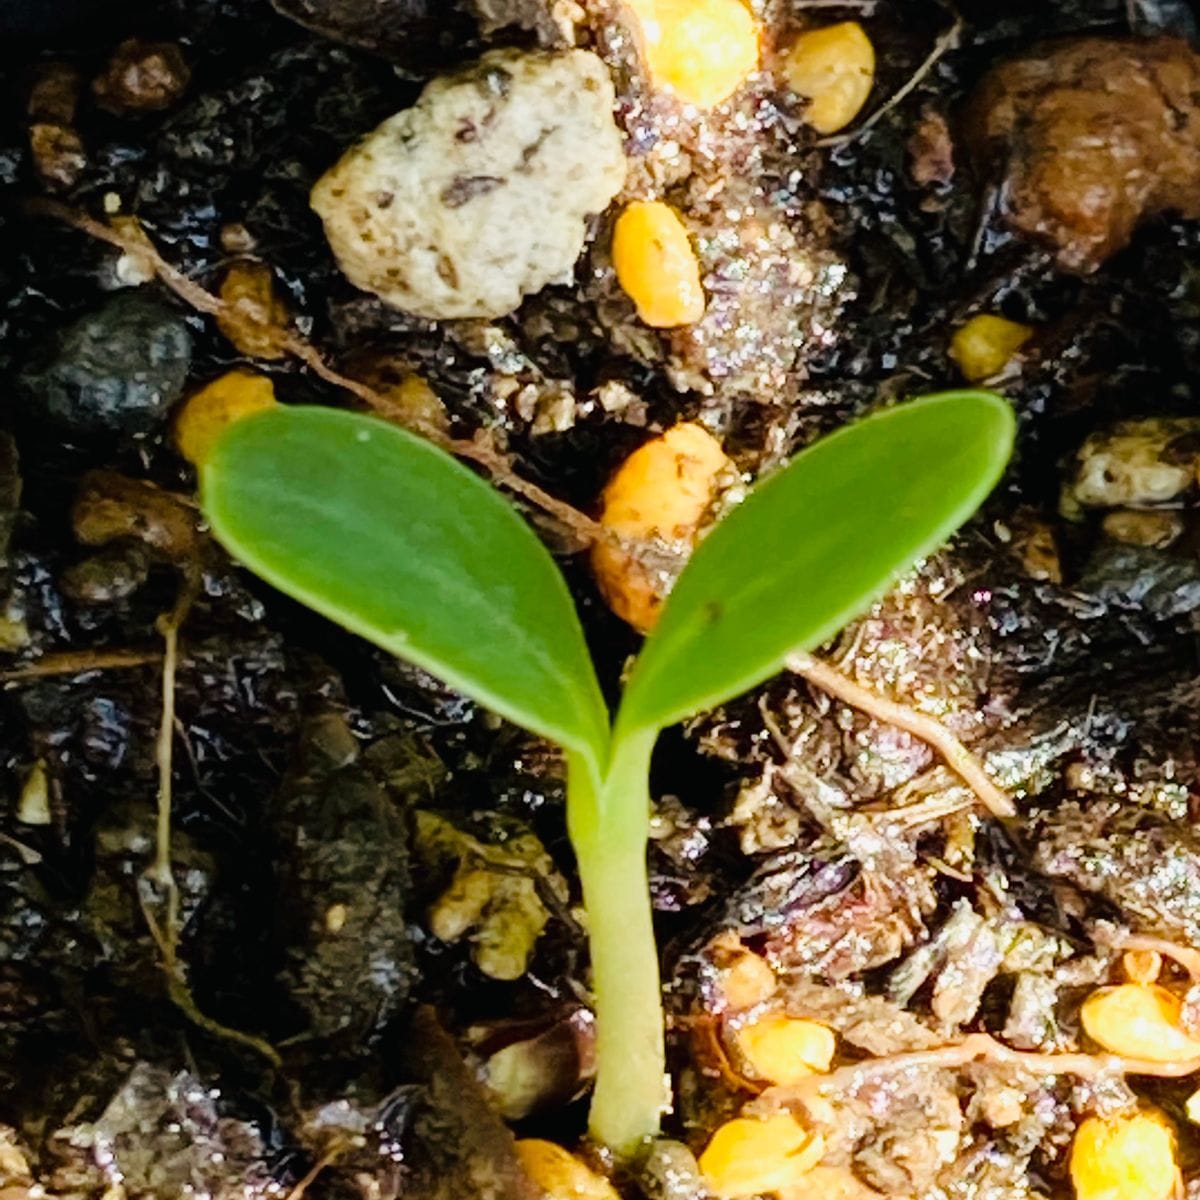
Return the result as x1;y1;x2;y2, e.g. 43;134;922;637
201;391;1014;1155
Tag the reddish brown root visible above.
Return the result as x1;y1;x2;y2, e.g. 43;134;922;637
765;1031;1200;1113
786;652;1016;819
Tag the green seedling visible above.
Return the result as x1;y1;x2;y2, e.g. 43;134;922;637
201;390;1015;1155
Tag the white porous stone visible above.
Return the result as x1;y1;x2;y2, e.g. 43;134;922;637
1068;418;1200;511
311;48;626;319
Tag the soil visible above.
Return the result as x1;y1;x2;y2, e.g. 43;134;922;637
3;1;1200;1197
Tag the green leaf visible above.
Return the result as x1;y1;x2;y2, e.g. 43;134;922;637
617;391;1015;734
201;406;610;767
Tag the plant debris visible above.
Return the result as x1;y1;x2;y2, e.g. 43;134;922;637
7;0;1200;1194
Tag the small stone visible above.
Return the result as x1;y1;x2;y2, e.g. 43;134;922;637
29;122;85;191
61;543;152;605
108;216;159;287
311;48;626;319
216;261;292;359
979;1085;1025;1128
417;810;567;981
73;471;200;561
515;1141;619;1200
782;20;874;134
639;1141;707;1200
219;223;257;254
595;379;639;414
966;36;1200;273
17;291;193;437
477;1010;595;1119
17;761;52;827
1102;509;1184;549
173;370;279;467
909;106;955;187
92;38;191;114
592;423;731;632
1064;417;1200;514
1010;513;1062;583
28;62;81;124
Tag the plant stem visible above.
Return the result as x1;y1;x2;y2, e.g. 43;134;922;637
567;730;667;1157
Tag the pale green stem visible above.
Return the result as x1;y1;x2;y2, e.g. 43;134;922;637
567;729;666;1157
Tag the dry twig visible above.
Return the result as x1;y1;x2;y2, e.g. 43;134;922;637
284;1139;353;1200
0;647;162;681
26;199;600;547
786;652;1015;819
879;785;977;828
150;576;195;889
816;14;964;149
137;569;282;1067
771;1031;1200;1109
673;1013;766;1093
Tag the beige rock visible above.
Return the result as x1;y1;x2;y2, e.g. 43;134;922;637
311;48;626;319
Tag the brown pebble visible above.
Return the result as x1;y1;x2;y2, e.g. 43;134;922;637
216;261;292;360
1102;508;1184;550
61;543;152;605
965;36;1200;273
93;38;191;114
72;470;200;562
908;107;954;187
27;62;81;124
220;223;258;255
29;123;86;191
1011;515;1062;584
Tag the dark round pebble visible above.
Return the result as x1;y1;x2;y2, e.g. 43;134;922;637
16;289;193;437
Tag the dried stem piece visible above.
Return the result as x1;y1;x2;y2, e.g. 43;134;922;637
150;575;194;888
786;652;1016;819
816;14;964;149
138;569;281;1068
882;786;977;828
29;200;224;316
0;647;162;681
26;199;599;547
283;1139;352;1200
771;1031;1200;1110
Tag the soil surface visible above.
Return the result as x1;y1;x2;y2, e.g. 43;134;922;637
4;2;1200;1198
